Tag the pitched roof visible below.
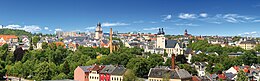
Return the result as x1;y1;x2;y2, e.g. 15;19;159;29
176;69;192;79
0;35;18;40
165;40;182;48
240;40;256;44
99;65;126;75
79;66;93;72
100;65;116;74
148;68;192;79
111;67;126;75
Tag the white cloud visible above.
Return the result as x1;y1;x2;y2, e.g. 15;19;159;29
44;27;49;30
2;24;41;32
162;15;172;21
175;23;199;26
23;25;41;32
200;13;208;17
253;20;260;22
222;14;253;23
179;13;197;19
239;31;258;36
55;28;62;31
143;27;160;30
102;22;129;27
49;30;52;31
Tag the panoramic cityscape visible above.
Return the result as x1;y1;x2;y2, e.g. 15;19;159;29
1;0;260;81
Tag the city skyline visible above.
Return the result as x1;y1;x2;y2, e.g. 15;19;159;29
0;0;260;36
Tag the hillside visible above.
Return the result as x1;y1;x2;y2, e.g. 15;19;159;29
0;28;32;36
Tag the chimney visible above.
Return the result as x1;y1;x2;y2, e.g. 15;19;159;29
171;54;175;69
110;28;113;54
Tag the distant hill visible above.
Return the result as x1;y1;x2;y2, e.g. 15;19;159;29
0;28;32;36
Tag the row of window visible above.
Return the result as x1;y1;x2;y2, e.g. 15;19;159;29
149;79;162;81
111;77;122;81
89;76;99;80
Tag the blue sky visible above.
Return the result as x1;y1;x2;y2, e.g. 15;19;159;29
0;0;260;36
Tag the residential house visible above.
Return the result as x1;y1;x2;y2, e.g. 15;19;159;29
193;62;207;77
99;65;126;81
148;67;192;81
0;35;18;46
238;40;256;50
74;66;93;81
88;65;105;81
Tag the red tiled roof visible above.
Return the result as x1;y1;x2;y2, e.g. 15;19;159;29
218;74;226;80
192;76;201;81
0;35;18;41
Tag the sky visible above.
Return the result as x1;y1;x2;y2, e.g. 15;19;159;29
0;0;260;36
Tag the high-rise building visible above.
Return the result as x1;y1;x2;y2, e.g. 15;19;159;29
95;22;103;40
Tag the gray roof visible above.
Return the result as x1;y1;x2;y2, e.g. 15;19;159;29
79;66;93;72
165;40;182;48
102;40;109;44
100;65;116;74
99;65;126;75
165;40;178;48
176;69;192;79
240;40;256;44
148;68;191;79
111;67;126;75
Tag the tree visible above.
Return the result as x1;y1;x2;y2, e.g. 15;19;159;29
52;73;67;80
126;58;150;77
147;54;164;68
236;70;248;81
34;62;57;80
32;36;40;46
13;47;25;61
123;69;138;81
240;50;257;65
42;42;48;49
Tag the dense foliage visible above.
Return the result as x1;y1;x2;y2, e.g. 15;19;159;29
190;40;260;74
0;29;32;36
0;43;164;80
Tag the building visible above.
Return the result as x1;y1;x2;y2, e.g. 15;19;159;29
165;40;185;56
156;28;165;48
74;65;105;81
193;62;207;77
99;65;126;81
95;22;103;40
238;40;256;50
88;65;105;81
0;35;18;46
155;28;185;56
148;54;192;81
74;66;93;81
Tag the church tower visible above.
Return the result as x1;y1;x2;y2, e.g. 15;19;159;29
156;28;165;48
184;29;188;36
95;22;103;39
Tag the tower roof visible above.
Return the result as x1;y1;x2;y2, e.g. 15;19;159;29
96;22;102;31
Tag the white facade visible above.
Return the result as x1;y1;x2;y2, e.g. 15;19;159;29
156;35;165;48
110;75;123;81
89;71;100;81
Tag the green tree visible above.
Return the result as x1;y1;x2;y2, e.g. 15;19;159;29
126;58;150;77
236;70;248;81
52;73;68;80
34;62;57;80
123;69;138;81
32;36;40;46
